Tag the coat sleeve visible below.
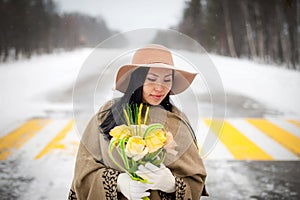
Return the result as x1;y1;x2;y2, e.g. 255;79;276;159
68;114;124;200
165;139;208;200
69;141;120;200
166;115;208;200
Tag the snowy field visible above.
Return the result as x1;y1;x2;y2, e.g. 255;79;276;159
1;48;299;131
0;48;300;199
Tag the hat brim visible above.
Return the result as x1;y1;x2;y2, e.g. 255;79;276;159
115;63;197;95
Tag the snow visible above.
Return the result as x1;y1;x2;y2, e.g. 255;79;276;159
2;48;299;131
0;48;299;199
211;55;300;117
0;48;92;135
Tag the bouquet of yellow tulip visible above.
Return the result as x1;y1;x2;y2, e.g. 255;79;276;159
108;104;177;199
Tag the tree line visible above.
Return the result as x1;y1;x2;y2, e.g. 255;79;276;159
177;0;299;70
1;0;298;70
0;0;115;62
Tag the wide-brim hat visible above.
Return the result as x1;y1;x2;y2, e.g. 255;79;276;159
115;44;197;94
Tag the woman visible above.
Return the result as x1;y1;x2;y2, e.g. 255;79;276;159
69;44;208;200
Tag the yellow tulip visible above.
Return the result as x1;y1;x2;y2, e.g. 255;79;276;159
109;125;132;140
145;129;167;153
125;136;148;161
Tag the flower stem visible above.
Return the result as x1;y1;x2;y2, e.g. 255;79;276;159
144;106;150;125
120;139;130;170
108;140;126;171
138;103;143;136
123;108;131;126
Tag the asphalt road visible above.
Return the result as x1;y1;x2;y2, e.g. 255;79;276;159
1;160;299;200
202;160;300;200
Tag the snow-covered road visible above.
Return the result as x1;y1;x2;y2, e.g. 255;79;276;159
0;48;300;199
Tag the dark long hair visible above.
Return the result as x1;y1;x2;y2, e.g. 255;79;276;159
99;67;173;140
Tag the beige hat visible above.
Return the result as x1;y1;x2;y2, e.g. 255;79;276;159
115;44;197;94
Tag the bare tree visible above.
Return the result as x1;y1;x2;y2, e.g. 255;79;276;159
276;2;291;67
0;0;116;62
222;0;237;57
176;0;299;69
241;1;257;59
284;0;299;69
254;1;265;60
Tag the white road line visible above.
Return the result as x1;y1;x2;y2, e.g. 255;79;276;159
267;118;300;138
228;119;298;160
197;120;234;160
12;119;71;160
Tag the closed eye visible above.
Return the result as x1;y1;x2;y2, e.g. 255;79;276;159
147;78;156;82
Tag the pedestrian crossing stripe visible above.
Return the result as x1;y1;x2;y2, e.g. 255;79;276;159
287;119;300;129
35;120;75;159
0;119;51;160
204;119;273;160
0;118;299;160
226;119;298;160
247;119;300;157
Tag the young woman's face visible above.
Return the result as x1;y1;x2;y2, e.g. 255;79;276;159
142;67;173;105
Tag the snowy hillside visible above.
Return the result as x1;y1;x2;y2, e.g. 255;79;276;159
1;48;299;132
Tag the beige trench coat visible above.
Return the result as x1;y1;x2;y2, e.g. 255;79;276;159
69;100;208;200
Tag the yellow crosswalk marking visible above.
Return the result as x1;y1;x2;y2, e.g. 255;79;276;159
247;119;300;157
204;119;273;160
35;120;75;159
287;119;300;129
0;119;51;160
1;118;299;160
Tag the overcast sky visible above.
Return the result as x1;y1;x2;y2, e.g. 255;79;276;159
54;0;187;32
